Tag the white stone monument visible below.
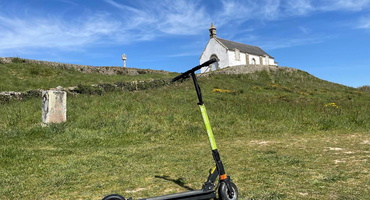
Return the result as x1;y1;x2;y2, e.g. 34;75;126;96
42;89;67;124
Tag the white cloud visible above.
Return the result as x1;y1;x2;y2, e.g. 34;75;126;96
261;0;281;19
219;0;254;20
215;0;370;23
144;0;209;35
0;13;123;52
283;0;314;16
105;0;210;35
261;36;324;50
317;0;370;11
356;15;370;29
217;0;280;23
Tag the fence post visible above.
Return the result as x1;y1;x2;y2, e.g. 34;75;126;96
42;90;67;124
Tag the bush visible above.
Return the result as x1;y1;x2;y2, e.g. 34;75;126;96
0;95;10;103
74;84;103;95
358;85;370;91
21;90;42;99
98;83;117;92
27;65;54;76
11;57;26;63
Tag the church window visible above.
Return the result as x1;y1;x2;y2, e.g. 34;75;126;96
234;49;240;61
251;58;256;65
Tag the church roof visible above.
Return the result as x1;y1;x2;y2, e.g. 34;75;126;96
216;38;273;58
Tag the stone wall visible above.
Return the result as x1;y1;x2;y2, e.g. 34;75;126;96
209;64;297;75
0;79;170;102
0;90;43;102
0;57;169;75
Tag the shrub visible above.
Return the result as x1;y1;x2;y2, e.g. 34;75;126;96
98;83;117;92
11;57;26;63
74;84;103;95
21;90;42;99
358;85;370;91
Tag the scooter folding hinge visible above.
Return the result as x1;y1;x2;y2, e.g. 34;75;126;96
202;181;215;191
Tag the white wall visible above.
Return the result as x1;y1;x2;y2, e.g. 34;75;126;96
248;54;262;65
269;57;277;66
200;38;228;73
227;50;246;67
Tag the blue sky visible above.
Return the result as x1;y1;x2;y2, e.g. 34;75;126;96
1;0;370;87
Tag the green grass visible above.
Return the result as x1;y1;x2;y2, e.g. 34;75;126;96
1;68;369;199
0;61;174;92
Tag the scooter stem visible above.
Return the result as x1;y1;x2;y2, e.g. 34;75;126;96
199;104;217;150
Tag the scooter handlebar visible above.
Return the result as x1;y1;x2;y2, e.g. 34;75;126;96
171;58;217;83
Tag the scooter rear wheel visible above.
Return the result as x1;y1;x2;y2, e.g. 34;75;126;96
218;181;238;200
102;194;126;200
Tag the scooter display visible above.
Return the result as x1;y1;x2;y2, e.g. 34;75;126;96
102;58;238;200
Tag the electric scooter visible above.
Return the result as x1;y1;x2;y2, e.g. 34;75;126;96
102;58;238;200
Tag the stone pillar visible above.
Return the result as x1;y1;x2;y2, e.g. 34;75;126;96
42;90;67;124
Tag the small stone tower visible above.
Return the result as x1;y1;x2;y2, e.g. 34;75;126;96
209;23;217;38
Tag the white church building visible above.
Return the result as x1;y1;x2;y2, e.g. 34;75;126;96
200;24;277;73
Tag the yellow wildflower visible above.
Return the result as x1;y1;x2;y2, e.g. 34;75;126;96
212;89;234;93
324;103;339;109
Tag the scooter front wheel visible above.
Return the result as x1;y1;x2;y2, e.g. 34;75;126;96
218;181;238;200
102;194;126;200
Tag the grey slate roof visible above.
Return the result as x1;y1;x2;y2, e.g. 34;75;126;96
216;38;273;58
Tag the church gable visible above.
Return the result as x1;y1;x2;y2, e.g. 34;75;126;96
200;37;229;72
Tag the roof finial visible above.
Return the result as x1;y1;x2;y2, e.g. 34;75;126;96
209;23;217;38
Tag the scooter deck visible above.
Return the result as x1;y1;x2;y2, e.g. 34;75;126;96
138;189;216;200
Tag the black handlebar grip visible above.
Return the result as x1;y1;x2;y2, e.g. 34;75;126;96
171;58;217;83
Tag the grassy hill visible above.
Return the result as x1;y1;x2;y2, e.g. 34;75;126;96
1;59;369;199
